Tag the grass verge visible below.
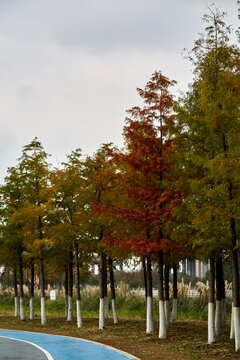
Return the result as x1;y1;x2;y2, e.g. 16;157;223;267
0;294;236;359
0;314;238;360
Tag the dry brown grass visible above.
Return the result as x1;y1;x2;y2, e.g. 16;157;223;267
196;281;208;302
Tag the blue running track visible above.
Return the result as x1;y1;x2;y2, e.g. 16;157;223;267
0;329;139;360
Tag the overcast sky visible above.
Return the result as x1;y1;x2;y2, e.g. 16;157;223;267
0;0;239;181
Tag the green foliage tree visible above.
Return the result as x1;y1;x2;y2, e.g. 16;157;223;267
84;145;122;329
11;138;51;325
0;166;27;320
175;5;240;349
49;149;91;327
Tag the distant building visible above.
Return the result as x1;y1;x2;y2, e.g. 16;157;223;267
182;259;209;279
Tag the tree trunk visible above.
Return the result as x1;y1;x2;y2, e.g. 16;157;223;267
142;257;147;299
103;257;109;320
19;255;25;321
220;262;226;328
215;259;222;336
40;253;46;325
64;266;69;318
67;250;73;322
164;264;170;329
158;251;167;339
108;257;119;324
74;240;82;328
38;215;46;326
208;256;216;344
99;250;105;330
13;268;18;317
146;256;154;333
222;134;240;351
29;263;34;320
231;302;235;340
230;213;240;351
171;264;178;324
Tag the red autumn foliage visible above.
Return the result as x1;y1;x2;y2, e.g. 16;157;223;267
91;71;185;257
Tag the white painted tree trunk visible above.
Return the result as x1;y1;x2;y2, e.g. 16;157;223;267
76;300;82;328
29;297;34;320
215;300;222;335
20;297;25;321
171;298;177;324
208;303;216;343
14;297;19;317
159;300;167;339
65;296;68;318
67;296;73;321
221;299;226;328
230;303;235;340
112;299;119;324
41;297;46;325
164;300;170;329
233;307;240;351
104;296;110;319
99;298;105;330
146;296;154;333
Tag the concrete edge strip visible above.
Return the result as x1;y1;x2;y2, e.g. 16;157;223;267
0;329;140;360
0;335;54;360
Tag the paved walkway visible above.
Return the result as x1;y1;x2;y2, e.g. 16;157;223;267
0;337;49;360
0;330;139;360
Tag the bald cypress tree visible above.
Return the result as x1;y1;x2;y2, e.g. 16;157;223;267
176;6;240;349
0;166;27;320
15;138;51;325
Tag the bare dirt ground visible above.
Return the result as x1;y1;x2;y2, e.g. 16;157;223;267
0;313;238;360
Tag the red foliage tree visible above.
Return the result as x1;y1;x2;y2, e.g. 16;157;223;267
92;71;185;337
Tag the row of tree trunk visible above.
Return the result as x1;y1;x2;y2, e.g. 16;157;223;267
64;249;119;329
13;252;178;334
98;252;119;329
13;260;35;322
142;256;178;338
12;252;240;350
12;248;119;329
208;256;240;352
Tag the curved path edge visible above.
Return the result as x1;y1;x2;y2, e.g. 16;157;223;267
60;334;141;360
0;329;141;360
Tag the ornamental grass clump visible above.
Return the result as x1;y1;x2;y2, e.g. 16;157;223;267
177;279;189;298
196;281;208;303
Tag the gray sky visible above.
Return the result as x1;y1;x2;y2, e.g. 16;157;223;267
0;0;239;181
